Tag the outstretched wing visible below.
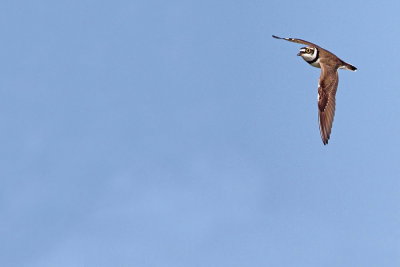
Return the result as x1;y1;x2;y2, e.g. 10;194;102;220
272;35;319;48
318;64;339;145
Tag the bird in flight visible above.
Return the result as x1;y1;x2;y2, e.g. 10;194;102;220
272;35;357;145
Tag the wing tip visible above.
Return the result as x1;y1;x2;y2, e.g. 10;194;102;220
319;113;332;146
320;128;330;145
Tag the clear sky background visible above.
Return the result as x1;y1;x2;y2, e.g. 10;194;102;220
1;0;400;266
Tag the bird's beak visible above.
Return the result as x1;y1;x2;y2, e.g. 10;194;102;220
297;52;301;56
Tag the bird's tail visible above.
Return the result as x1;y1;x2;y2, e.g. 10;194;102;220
342;62;357;71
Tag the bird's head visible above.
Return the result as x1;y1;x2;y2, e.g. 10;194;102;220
297;46;317;61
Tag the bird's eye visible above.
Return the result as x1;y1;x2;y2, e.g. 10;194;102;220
306;48;311;53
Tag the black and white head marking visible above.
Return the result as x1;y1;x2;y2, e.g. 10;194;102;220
299;47;320;67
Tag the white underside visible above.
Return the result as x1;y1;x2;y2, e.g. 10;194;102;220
309;58;321;68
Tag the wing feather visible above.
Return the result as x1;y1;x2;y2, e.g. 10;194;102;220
272;35;320;48
318;65;339;145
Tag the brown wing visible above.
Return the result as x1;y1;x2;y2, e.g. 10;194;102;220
318;64;339;145
272;35;319;48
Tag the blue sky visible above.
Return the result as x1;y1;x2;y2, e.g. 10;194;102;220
1;0;400;266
